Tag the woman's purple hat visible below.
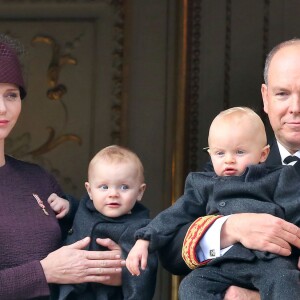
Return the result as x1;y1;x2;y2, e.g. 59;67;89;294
0;41;26;99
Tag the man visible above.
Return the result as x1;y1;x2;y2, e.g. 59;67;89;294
159;39;300;299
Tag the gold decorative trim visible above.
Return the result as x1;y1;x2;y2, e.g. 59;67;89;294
29;34;82;155
182;215;222;269
31;35;77;101
28;127;81;157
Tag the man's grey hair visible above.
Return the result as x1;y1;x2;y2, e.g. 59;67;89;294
263;38;300;85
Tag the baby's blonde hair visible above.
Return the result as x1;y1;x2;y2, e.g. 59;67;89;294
88;145;145;182
208;107;267;147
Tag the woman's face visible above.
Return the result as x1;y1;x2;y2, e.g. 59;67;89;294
0;83;21;141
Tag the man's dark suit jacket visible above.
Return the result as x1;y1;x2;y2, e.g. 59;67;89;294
265;138;282;165
158;138;294;275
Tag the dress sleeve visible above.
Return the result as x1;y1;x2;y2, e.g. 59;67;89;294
0;261;49;299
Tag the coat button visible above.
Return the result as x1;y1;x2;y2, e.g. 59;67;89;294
68;228;74;235
219;201;226;207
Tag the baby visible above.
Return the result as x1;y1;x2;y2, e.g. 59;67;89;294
49;145;157;300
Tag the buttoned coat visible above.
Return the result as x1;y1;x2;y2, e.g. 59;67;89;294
137;162;300;262
58;195;157;300
158;137;300;274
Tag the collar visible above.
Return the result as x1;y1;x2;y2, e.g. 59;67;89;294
277;140;300;164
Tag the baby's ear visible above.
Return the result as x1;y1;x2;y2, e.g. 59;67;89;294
137;183;146;201
260;144;270;163
85;182;92;200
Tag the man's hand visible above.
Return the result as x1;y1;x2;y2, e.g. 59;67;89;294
221;213;300;255
224;286;260;300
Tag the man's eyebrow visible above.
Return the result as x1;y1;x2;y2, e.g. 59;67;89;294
270;85;289;90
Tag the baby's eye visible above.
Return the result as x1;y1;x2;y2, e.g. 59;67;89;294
236;150;245;155
99;185;108;190
215;151;224;157
120;184;129;191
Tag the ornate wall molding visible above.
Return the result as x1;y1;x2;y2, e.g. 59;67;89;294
261;0;270;123
0;0;126;196
262;0;270;68
110;0;125;145
184;0;273;173
223;0;232;109
0;0;111;3
0;0;126;146
186;0;202;172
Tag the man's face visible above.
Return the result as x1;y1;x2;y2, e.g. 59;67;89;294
262;44;300;153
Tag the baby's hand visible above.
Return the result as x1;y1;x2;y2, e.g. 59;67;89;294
126;239;150;276
47;193;70;219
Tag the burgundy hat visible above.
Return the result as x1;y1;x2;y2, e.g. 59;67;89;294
0;42;26;99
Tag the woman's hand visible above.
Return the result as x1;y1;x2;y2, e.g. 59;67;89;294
221;213;300;256
40;237;124;286
96;238;123;286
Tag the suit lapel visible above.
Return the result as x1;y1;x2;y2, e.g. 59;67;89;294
266;138;282;166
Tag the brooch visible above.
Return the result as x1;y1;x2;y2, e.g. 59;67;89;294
32;193;49;216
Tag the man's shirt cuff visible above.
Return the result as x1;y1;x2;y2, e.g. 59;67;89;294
197;215;233;261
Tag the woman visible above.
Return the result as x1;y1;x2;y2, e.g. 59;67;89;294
0;34;124;300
